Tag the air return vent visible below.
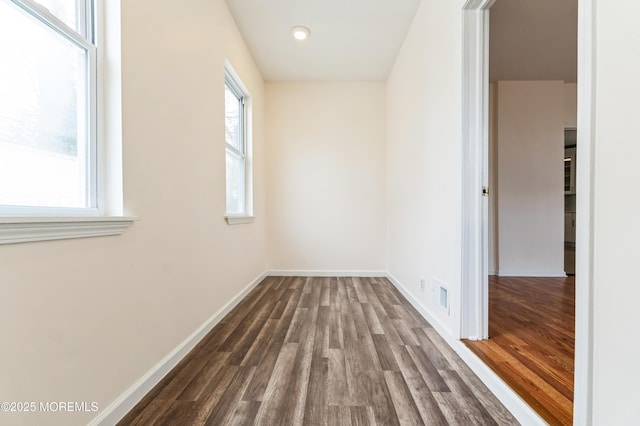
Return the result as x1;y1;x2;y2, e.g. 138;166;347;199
433;279;450;315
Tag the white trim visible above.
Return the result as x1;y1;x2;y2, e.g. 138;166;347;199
87;30;99;211
0;216;136;245
387;273;452;334
96;0;124;217
225;215;255;225
386;273;546;426
267;270;387;278
497;271;568;278
89;272;267;426
573;0;595;423
463;0;496;8
223;60;250;96
12;0;94;47
461;0;494;341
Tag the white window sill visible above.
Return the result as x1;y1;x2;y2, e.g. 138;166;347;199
225;215;255;225
0;216;138;245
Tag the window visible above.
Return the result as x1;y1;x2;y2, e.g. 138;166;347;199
0;0;97;213
224;66;252;223
0;0;135;245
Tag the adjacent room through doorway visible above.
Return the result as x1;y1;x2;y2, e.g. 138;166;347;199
463;0;578;424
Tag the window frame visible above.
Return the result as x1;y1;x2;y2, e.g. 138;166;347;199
0;0;98;216
0;0;136;244
224;63;253;224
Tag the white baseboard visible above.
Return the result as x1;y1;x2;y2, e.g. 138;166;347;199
488;270;497;276
497;270;568;278
89;272;267;426
385;273;452;335
267;270;387;277
385;273;547;426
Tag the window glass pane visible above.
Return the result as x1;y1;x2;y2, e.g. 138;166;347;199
226;149;245;214
0;2;89;208
33;0;81;33
224;84;242;152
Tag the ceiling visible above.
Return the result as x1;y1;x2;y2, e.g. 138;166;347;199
225;0;577;83
490;0;578;83
225;0;422;81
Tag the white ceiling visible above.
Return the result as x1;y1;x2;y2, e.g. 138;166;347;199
490;0;578;83
225;0;422;81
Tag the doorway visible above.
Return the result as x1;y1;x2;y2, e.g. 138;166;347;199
461;0;594;424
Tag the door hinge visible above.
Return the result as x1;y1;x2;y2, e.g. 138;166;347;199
482;186;489;197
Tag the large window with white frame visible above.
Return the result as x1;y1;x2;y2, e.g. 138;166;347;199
224;68;252;220
0;0;97;214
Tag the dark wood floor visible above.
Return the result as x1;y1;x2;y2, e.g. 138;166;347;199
464;276;575;426
119;276;518;425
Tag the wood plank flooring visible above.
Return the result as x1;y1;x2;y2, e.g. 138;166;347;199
464;276;575;426
119;276;518;425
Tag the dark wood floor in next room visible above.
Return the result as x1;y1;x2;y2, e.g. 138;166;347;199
119;276;519;425
465;276;575;426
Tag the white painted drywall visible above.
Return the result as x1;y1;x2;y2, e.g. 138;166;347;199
488;83;498;275
489;83;576;276
495;81;565;277
591;1;640;423
387;0;463;333
265;82;387;272
0;1;267;424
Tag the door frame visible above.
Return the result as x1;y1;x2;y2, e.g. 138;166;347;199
460;0;494;341
460;0;595;423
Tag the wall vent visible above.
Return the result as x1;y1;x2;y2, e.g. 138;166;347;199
433;279;450;315
440;287;449;310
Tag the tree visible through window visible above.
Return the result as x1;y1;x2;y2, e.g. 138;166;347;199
0;0;96;211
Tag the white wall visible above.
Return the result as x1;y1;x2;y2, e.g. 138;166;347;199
591;0;640;423
488;83;498;274
387;0;462;332
0;1;267;424
489;82;576;276
494;81;565;277
266;82;387;273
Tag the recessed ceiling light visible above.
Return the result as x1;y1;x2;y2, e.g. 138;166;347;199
291;26;310;41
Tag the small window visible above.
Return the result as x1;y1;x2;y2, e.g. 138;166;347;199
0;0;97;213
224;67;252;220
